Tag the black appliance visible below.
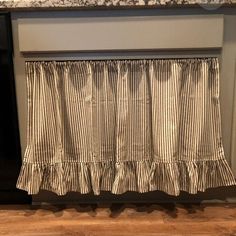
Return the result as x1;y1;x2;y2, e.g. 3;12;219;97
0;12;31;203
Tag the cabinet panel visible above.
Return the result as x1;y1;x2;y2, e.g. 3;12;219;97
11;10;236;204
18;15;223;52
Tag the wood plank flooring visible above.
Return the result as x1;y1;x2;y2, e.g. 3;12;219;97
0;203;236;236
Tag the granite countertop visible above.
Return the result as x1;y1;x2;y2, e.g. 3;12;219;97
0;0;236;10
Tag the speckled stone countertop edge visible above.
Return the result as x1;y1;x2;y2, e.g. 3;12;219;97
0;0;236;10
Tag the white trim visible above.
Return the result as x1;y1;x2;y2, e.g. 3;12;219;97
230;58;236;176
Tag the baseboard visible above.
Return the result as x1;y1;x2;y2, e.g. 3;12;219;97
0;190;31;204
31;185;236;205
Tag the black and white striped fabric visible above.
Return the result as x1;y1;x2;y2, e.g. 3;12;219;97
16;58;236;196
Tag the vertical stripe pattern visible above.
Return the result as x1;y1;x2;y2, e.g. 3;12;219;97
16;58;236;196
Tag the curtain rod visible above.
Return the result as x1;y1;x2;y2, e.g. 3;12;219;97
23;50;220;62
25;55;219;62
25;57;219;63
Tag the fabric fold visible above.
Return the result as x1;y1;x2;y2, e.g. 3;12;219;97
17;159;236;196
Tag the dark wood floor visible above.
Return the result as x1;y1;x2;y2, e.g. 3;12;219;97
0;203;236;236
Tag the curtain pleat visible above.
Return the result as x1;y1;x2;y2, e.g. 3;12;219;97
16;58;236;196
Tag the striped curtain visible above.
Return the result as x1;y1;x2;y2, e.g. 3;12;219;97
17;58;236;196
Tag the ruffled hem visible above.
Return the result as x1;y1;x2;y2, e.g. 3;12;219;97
16;159;236;196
